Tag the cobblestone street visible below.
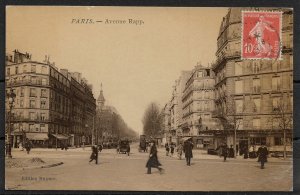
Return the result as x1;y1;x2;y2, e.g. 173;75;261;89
5;143;292;191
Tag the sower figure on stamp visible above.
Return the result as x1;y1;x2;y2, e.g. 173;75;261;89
257;144;268;169
183;138;193;166
146;140;164;174
249;15;276;57
89;145;99;164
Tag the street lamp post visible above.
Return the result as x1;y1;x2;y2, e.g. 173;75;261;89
6;88;16;158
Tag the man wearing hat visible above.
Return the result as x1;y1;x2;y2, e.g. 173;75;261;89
183;138;194;166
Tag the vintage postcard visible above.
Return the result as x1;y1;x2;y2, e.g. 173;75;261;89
4;6;293;191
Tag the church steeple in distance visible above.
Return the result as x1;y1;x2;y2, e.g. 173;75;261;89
97;83;105;109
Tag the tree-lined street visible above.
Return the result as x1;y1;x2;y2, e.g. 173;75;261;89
6;143;292;191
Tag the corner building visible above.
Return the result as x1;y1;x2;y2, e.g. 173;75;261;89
5;50;96;148
213;8;293;153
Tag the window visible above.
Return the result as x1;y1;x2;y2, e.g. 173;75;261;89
272;76;281;91
253;98;261;112
41;113;46;121
6;68;10;76
253;118;260;129
204;91;209;99
236;118;243;130
198;71;203;78
23;65;27;73
42;66;47;74
42;78;47;85
235;80;243;94
29;112;35;120
29;124;34;131
272;97;280;111
41;99;46;108
235;99;244;113
30;88;36;97
15;66;19;74
41;89;47;97
253;62;261;73
20;99;24;108
206;69;210;77
40;124;46;132
250;137;266;145
235;62;243;75
30;100;36;108
20;87;24;96
272;118;280;129
253;78;261;93
30;76;36;84
31;65;36;73
274;137;283;145
204;101;209;111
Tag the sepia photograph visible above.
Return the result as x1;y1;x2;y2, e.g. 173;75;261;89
4;6;293;191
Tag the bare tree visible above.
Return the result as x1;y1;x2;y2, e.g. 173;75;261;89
142;102;163;138
215;95;243;158
272;96;293;159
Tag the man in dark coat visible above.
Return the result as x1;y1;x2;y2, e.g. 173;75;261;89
229;145;235;158
221;143;229;162
183;139;194;166
165;143;170;156
257;144;268;169
24;139;32;154
146;141;164;174
89;145;99;164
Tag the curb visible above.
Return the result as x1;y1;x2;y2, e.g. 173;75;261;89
22;162;64;170
41;162;64;168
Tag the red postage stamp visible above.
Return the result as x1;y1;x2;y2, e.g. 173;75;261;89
241;11;282;60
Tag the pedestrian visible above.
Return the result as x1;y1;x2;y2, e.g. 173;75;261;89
221;143;229;162
183;139;194;166
257;144;268;169
177;142;183;160
146;140;164;174
229;145;234;158
89;145;99;164
98;144;103;152
165;142;170;156
19;142;24;151
249;145;257;159
243;145;249;159
24;139;32;154
170;143;175;156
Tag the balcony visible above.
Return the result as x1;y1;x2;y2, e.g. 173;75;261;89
6;79;49;87
214;50;241;68
12;116;51;123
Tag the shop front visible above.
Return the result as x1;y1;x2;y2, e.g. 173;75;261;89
26;132;49;148
50;134;70;148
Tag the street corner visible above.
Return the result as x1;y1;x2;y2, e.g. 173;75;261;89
5;157;64;170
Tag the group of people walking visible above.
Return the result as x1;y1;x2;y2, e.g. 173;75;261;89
146;138;195;174
216;142;269;169
88;138;269;175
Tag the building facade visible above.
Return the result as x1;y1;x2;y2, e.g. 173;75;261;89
212;8;293;153
181;64;223;148
5;50;96;148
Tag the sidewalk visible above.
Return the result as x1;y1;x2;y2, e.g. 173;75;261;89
157;148;292;163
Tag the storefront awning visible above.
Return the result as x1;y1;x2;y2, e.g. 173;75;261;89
181;137;192;141
26;133;49;141
51;134;70;140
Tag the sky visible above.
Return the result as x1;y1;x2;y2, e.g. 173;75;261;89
6;6;228;134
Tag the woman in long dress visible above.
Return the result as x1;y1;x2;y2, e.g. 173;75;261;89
146;141;164;174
